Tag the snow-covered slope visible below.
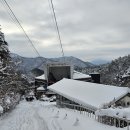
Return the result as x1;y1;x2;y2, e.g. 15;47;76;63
11;53;47;73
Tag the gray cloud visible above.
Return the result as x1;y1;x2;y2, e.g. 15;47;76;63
0;0;130;63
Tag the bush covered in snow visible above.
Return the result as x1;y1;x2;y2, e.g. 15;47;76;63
0;105;3;114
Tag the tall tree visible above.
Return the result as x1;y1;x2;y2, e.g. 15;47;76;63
0;29;9;63
0;28;31;112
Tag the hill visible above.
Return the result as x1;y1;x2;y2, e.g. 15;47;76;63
11;53;94;79
84;55;130;87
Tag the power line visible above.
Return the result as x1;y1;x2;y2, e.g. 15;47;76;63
2;0;43;59
49;0;65;58
2;0;64;62
47;0;58;33
1;0;21;31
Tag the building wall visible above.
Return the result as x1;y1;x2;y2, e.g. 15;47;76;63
90;73;100;83
48;66;71;81
116;94;130;107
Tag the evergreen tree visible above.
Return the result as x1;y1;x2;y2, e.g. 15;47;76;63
0;28;30;112
0;30;9;63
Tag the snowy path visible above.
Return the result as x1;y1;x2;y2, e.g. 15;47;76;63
0;101;49;130
0;100;126;130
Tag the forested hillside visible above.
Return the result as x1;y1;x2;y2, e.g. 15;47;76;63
84;55;130;87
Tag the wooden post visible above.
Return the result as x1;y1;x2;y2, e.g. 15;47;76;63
74;105;75;111
127;122;129;130
98;116;100;122
100;116;102;123
92;112;93;118
122;120;124;128
97;116;99;122
80;107;81;114
114;118;116;127
99;116;101;122
118;119;120;128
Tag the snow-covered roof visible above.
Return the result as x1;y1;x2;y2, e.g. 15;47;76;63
95;107;130;120
122;67;130;78
35;74;46;80
122;74;130;78
48;78;128;110
37;86;46;91
35;71;90;80
73;71;91;79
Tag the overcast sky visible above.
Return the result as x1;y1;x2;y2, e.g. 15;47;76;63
0;0;130;64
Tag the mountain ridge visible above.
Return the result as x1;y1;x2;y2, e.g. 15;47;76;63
10;53;94;79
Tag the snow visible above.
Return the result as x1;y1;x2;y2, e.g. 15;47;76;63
122;67;130;78
35;71;90;81
73;71;91;79
122;74;130;78
35;74;45;80
96;107;130;120
48;78;128;109
37;86;46;91
5;97;11;105
0;105;3;114
28;91;35;96
40;95;50;101
35;70;91;80
0;100;126;130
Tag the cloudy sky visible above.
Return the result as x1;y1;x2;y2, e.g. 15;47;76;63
0;0;130;64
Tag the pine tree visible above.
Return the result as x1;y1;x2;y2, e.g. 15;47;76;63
0;28;30;112
0;30;9;64
0;29;10;96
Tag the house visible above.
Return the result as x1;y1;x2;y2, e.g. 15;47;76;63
48;78;130;128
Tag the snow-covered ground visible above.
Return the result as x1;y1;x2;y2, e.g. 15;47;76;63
0;100;126;130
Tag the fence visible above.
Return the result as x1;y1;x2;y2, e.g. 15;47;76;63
57;101;96;118
57;100;130;129
97;115;130;130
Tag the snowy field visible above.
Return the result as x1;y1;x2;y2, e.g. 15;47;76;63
0;100;126;130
